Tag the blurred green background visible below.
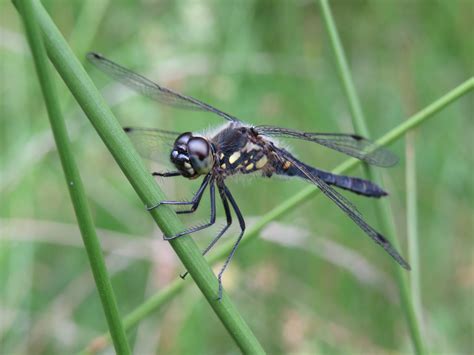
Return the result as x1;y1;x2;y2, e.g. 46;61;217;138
1;0;473;354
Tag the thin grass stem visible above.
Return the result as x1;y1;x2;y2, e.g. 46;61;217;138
68;0;111;56
16;0;131;353
318;0;426;352
318;0;369;135
406;131;424;335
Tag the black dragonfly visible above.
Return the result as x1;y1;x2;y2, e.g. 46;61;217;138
88;52;410;300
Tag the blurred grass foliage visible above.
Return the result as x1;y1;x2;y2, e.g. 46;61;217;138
1;0;473;354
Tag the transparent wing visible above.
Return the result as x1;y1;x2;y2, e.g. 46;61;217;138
87;52;240;123
256;125;398;167
273;146;410;270
123;126;178;165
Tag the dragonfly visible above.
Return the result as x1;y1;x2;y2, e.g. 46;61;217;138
87;52;410;300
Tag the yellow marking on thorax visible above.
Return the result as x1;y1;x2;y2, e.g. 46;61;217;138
229;151;241;164
255;155;268;169
245;163;254;170
221;163;226;169
283;161;292;170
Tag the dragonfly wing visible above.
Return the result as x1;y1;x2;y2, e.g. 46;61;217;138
273;147;410;270
87;52;240;123
256;125;398;167
123;126;178;166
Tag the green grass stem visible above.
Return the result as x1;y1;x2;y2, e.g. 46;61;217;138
318;0;369;135
13;0;265;353
68;0;111;56
15;0;131;353
318;1;428;352
406;131;424;337
85;76;474;352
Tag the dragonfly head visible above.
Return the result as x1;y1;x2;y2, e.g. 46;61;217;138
171;132;215;179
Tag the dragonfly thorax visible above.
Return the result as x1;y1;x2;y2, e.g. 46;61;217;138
170;132;215;179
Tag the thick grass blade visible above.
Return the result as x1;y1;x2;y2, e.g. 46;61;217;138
12;0;264;353
15;0;131;353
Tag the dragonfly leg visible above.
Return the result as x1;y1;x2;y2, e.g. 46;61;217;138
180;183;233;280
152;171;181;177
215;183;245;301
202;185;233;255
146;174;210;211
176;173;212;214
164;181;216;241
175;181;209;214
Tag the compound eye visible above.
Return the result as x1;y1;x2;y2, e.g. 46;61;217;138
188;137;210;161
175;132;193;146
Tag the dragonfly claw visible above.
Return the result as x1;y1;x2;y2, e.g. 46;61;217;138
146;202;162;211
216;278;223;301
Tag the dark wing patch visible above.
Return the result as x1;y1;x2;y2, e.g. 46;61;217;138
87;52;240;123
256;125;398;167
273;146;410;270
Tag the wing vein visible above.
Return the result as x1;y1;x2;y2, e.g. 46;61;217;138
274;147;410;270
87;52;240;123
256;125;398;167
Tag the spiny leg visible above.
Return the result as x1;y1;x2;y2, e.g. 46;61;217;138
175;175;210;214
180;183;233;279
216;183;246;301
164;180;216;241
171;173;212;214
176;188;208;215
202;184;233;256
147;173;211;211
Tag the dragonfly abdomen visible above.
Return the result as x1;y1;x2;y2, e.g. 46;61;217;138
275;157;387;198
315;169;388;198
